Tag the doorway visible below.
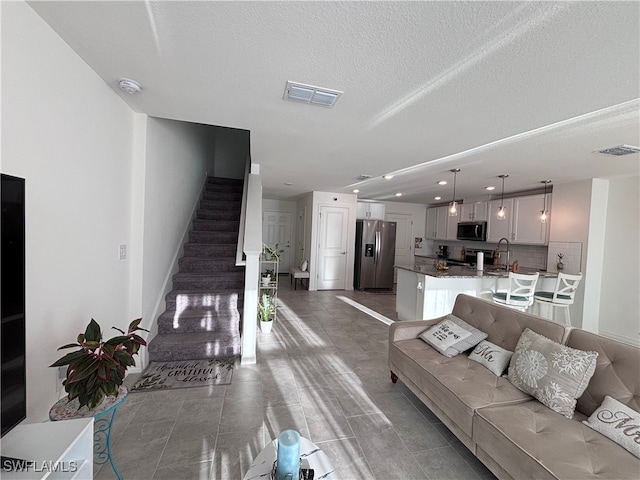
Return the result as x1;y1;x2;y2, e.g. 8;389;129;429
262;210;292;273
316;205;349;290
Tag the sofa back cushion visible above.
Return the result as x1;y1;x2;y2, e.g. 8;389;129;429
567;328;640;417
451;294;566;351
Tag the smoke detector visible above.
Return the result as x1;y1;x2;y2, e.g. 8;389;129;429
353;174;372;182
118;78;142;94
597;145;640;156
284;81;342;108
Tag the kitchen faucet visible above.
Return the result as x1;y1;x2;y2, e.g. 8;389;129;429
495;237;510;270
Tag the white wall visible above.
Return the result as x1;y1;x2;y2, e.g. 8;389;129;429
1;1;135;421
598;175;640;345
140;118;217;363
383;200;428;257
214;127;249;179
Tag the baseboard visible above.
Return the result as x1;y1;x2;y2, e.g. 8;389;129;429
598;329;640;347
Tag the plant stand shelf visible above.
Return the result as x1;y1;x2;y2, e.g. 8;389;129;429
259;258;279;327
49;386;128;480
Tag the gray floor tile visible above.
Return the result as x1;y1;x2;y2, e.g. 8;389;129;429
413;445;482;480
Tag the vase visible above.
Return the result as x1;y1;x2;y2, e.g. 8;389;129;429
556;261;564;271
260;320;273;333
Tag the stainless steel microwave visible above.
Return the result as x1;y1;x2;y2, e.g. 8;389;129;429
457;221;487;241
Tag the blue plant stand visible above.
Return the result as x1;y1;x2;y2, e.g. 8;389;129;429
50;385;128;480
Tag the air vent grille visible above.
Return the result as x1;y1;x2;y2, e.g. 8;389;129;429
284;81;343;108
354;175;372;181
597;145;640;156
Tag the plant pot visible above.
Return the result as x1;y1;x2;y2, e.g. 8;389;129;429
260;320;273;333
261;277;271;286
557;261;564;271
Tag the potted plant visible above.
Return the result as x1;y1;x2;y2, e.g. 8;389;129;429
258;293;276;333
262;243;284;262
556;253;564;271
50;318;148;410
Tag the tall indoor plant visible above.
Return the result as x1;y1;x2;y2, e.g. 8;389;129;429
258;293;276;333
50;318;148;409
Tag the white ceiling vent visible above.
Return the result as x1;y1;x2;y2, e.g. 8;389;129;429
597;144;640;156
284;81;343;108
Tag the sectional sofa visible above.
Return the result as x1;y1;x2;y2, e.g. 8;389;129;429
389;293;640;479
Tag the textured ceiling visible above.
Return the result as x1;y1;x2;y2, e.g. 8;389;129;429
27;1;640;204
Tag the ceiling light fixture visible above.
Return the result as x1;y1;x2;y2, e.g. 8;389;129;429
434;196;442;201
283;81;343;108
395;193;402;197
540;180;552;223
118;78;142;94
449;169;460;217
497;174;509;220
485;186;495;191
437;180;448;185
353;189;360;193
383;175;394;180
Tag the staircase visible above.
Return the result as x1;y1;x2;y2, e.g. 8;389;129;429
148;177;244;362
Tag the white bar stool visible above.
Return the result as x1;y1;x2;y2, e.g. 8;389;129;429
492;272;539;312
533;272;583;325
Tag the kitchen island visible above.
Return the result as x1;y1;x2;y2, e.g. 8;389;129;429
395;263;557;321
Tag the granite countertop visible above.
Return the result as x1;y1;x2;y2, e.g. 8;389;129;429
395;263;557;279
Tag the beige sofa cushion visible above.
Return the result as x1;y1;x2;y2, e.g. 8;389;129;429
565;329;640;417
474;401;640;479
390;338;531;439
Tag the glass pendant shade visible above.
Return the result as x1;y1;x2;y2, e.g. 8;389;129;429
449;168;460;217
540;180;551;223
496;174;508;220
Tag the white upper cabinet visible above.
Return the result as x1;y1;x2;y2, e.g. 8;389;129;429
512;194;550;245
356;202;385;220
459;201;488;222
487;198;514;242
426;206;458;240
487;194;551;245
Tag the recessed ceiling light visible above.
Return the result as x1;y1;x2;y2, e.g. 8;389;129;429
437;180;447;185
353;189;360;193
395;193;402;197
118;78;142;94
383;175;394;180
485;186;495;191
434;196;442;200
284;182;293;186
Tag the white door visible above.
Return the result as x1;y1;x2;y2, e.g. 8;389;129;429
386;212;412;282
262;210;292;273
317;205;349;290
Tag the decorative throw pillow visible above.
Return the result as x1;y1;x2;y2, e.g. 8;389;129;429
300;260;308;272
419;315;487;358
507;328;598;418
583;396;640;458
468;340;513;376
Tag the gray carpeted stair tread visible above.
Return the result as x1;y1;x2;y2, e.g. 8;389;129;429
182;243;238;256
192;219;240;232
148;332;241;361
157;308;241;334
189;231;239;244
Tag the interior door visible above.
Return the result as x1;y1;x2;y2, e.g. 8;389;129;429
317;205;349;290
262;210;292;273
386;213;412;282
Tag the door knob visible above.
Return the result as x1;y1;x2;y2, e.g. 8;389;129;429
340;251;346;255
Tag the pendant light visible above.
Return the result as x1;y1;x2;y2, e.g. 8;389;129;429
449;168;460;216
540;180;551;223
496;174;509;220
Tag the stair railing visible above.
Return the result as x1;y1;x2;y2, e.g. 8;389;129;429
240;163;262;365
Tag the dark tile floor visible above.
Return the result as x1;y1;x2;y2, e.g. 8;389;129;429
96;278;495;479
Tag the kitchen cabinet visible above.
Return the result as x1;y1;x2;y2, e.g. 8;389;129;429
487;194;550;245
459;201;488;222
356;202;385;220
426;206;456;240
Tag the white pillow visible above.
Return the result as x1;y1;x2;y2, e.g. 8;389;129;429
583;396;640;459
468;340;513;376
300;260;308;272
419;315;487;358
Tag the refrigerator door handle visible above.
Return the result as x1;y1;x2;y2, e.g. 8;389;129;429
375;231;381;265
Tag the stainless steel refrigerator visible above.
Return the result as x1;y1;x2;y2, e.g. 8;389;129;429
354;220;397;290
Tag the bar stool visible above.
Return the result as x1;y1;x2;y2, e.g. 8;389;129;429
533;272;583;325
492;272;539;312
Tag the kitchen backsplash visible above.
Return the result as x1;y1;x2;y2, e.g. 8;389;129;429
422;240;549;270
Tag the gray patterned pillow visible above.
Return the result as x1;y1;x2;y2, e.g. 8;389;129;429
468;340;513;376
507;328;598;418
583;396;640;458
419;315;487;357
